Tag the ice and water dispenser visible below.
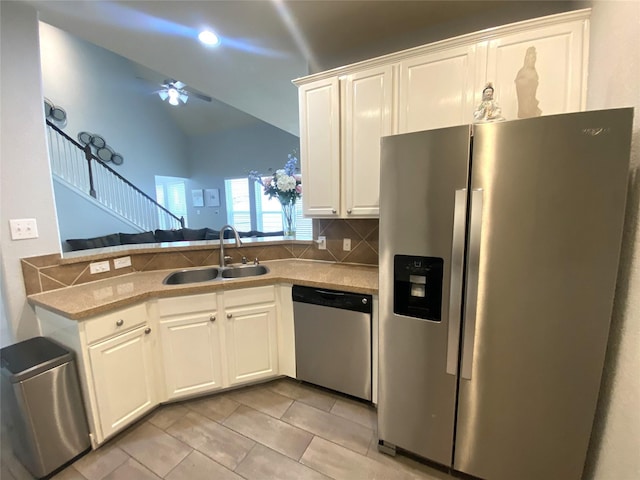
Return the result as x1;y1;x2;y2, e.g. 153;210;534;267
394;255;443;321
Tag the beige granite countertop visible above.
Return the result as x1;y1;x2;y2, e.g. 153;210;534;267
28;259;378;320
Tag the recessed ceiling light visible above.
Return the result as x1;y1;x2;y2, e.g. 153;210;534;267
198;30;219;46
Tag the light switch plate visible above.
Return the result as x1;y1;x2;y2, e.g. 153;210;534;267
89;261;110;274
343;238;351;251
9;218;39;240
317;236;326;250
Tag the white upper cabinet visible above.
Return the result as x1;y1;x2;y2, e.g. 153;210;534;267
298;67;393;218
485;18;588;121
294;9;590;219
398;44;485;133
298;77;341;216
343;65;394;216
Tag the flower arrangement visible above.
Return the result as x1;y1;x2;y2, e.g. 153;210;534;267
249;151;302;236
248;152;302;206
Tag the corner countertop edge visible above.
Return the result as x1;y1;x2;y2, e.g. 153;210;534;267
28;260;379;320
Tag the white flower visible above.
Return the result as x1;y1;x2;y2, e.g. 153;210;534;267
276;174;297;192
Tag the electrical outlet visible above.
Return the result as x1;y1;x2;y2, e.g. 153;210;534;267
343;238;352;251
113;256;132;269
9;218;39;240
317;236;326;250
89;261;110;274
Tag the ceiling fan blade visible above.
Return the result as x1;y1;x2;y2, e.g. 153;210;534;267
185;89;212;102
173;80;186;89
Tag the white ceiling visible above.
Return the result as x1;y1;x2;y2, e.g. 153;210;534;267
25;0;582;137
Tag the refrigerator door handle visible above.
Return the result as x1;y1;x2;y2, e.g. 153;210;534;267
446;188;467;376
461;189;483;380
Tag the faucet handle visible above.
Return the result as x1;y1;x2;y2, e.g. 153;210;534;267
242;256;248;264
254;257;260;265
224;255;233;264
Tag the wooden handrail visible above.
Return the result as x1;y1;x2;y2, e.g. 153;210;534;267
47;121;185;228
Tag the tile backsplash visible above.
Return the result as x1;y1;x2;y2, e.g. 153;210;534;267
21;219;379;295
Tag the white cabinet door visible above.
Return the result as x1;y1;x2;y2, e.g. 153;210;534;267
399;44;484;133
88;325;156;440
298;77;341;216
485;19;587;121
225;302;278;386
343;65;394;217
159;312;223;400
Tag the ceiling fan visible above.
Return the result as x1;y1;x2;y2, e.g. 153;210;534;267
157;80;212;106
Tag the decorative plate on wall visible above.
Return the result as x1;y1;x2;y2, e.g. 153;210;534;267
97;146;114;162
111;153;124;165
77;131;93;145
50;106;67;122
90;135;106;148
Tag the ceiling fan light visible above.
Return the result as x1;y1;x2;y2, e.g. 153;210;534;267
167;87;180;100
168;96;180;106
198;30;219;46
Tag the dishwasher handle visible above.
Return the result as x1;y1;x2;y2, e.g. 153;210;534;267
292;285;372;314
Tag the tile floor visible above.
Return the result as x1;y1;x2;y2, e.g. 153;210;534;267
2;378;458;480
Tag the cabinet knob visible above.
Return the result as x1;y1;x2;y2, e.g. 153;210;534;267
226;313;233;319
332;209;337;214
347;209;352;214
116;319;124;327
144;327;151;334
210;315;216;322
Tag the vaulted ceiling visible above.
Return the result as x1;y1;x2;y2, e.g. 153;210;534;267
26;0;582;136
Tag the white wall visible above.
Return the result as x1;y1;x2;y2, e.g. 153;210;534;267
0;1;61;344
583;3;640;479
39;22;190;199
186;123;299;229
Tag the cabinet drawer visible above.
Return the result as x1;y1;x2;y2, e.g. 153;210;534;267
225;286;275;308
84;303;147;345
158;293;218;317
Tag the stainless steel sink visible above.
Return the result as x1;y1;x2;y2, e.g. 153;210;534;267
162;264;269;284
220;265;269;279
163;267;220;285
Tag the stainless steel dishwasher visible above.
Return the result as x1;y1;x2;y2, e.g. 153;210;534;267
292;285;372;401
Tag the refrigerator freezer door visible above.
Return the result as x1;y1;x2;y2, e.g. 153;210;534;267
378;125;471;466
454;109;633;480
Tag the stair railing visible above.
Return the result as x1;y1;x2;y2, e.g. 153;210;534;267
46;121;185;231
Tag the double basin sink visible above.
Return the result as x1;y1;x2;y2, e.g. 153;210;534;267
163;265;269;285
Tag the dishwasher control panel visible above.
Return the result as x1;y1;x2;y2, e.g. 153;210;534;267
292;286;372;314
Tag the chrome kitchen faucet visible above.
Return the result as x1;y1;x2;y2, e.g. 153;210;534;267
219;225;243;267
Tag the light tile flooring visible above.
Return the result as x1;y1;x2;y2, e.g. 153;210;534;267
2;378;458;480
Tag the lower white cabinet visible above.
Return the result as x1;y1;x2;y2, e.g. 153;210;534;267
88;325;157;440
158;285;279;398
158;294;223;400
37;284;285;447
225;299;278;386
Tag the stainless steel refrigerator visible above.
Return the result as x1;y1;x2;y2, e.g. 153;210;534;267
377;108;633;480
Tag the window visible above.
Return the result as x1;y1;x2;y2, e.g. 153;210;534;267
155;176;188;228
224;178;251;231
225;177;312;238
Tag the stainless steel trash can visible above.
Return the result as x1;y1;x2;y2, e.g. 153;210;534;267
1;337;90;478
